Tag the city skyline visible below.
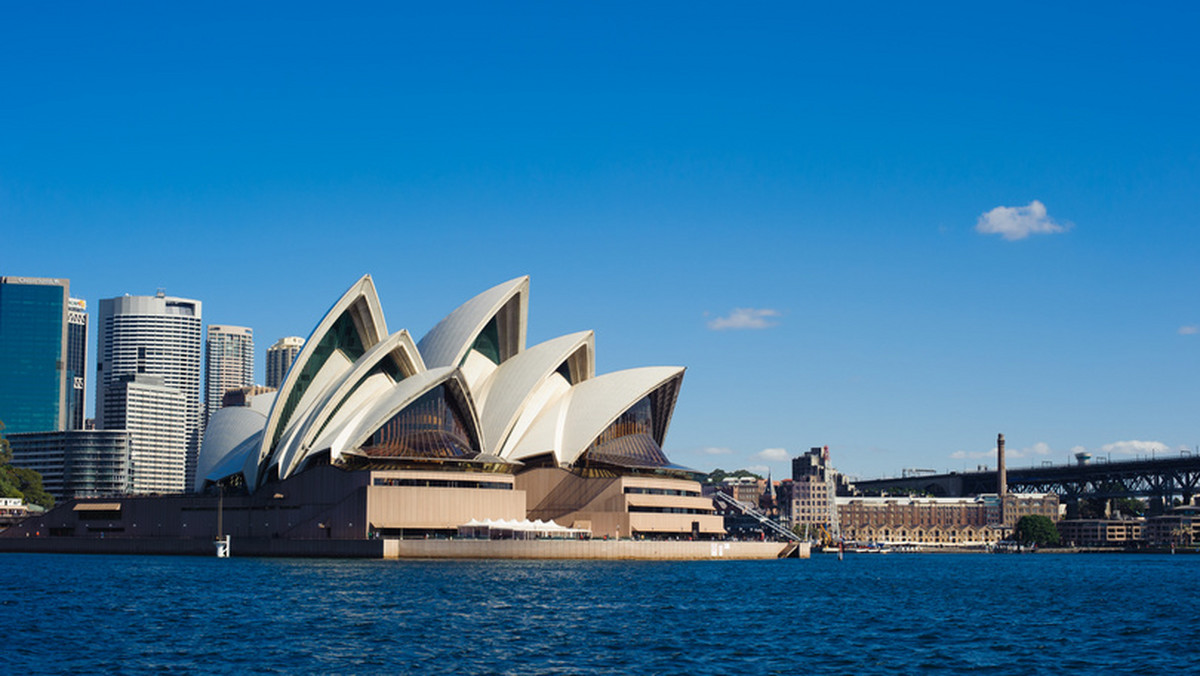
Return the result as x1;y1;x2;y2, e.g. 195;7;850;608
2;3;1197;480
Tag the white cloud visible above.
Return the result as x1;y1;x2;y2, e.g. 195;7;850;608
1179;326;1199;335
700;446;733;456
745;464;771;476
1101;440;1171;457
950;449;989;460
975;200;1070;241
707;308;780;331
1019;442;1053;458
754;447;790;461
950;441;1054;461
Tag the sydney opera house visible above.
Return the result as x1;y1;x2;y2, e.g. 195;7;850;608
183;275;720;542
0;276;810;558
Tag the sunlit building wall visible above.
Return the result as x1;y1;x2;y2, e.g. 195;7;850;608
836;493;1059;546
265;336;304;389
787;448;835;532
105;374;186;494
205;325;254;425
97;292;201;488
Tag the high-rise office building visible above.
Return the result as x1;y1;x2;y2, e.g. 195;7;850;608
104;374;186;494
67;298;88;430
265;336;305;389
205;325;254;425
97;291;202;491
0;276;69;435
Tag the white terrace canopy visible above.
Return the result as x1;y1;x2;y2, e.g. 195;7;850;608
458;518;591;540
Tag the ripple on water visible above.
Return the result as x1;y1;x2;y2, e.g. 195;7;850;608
2;553;1199;674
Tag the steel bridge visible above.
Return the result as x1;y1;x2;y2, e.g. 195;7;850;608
853;454;1200;508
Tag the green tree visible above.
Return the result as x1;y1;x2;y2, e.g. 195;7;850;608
1112;497;1145;517
1015;514;1060;547
1077;497;1107;519
792;523;813;540
0;421;54;509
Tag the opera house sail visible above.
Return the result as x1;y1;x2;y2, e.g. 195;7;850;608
192;275;722;540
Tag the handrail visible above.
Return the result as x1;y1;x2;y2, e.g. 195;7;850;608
712;491;801;541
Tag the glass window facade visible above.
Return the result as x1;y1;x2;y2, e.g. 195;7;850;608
468;316;501;366
579;396;673;470
555;360;572;384
0;279;68;435
624;486;700;497
361;385;477;459
8;430;131;499
372;477;510;489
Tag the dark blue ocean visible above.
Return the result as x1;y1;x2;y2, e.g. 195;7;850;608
2;552;1196;674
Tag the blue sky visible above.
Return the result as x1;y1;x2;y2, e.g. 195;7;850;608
2;2;1197;480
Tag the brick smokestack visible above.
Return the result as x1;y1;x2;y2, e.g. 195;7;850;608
997;433;1007;496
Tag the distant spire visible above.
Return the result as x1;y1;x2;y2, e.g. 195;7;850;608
761;469;776;511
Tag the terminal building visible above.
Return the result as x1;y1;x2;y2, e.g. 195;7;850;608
8;275;720;544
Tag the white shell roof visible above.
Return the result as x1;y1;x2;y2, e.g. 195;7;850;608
477;331;594;456
253;274;387;487
195;405;268;492
274;330;424;480
247;392;277;418
417;276;528;369
507;366;685;466
200;274;688;493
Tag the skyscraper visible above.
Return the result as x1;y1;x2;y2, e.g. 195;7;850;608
265;336;305;389
105;374;186;494
97;291;202;491
0;276;69;435
205;324;254;425
66;297;88;430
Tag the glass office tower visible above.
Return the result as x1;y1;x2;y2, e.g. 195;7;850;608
0;277;69;435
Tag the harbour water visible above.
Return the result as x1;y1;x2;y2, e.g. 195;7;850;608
3;552;1196;674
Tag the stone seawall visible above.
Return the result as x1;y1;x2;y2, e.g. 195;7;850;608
385;539;799;560
0;536;803;560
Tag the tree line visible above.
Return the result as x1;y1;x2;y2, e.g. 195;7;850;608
0;422;54;509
